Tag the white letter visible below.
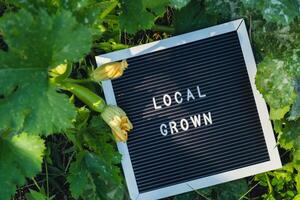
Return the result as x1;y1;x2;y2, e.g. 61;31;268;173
153;97;162;110
163;94;172;107
160;124;168;136
169;121;178;134
203;112;213;125
197;86;206;98
180;119;189;131
174;91;183;104
187;88;195;101
190;114;201;127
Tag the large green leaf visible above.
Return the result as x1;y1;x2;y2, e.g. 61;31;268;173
280;120;300;150
0;70;76;135
173;0;224;34
67;110;123;200
255;57;296;120
119;0;169;34
9;0;117;36
0;133;45;200
67;151;124;200
0;9;93;134
84;116;122;163
67;152;96;200
252;24;296;59
262;0;300;25
0;9;92;69
173;0;247;34
242;0;300;25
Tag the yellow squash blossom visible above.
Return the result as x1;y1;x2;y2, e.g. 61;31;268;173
91;60;128;82
52;63;67;75
101;105;133;142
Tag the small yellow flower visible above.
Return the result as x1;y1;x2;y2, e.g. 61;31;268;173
52;63;67;75
49;63;68;78
91;60;128;82
101;105;133;142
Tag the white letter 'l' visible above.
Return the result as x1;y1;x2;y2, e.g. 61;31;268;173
153;97;162;110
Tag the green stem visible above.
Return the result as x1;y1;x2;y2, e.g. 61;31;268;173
186;184;211;200
60;82;106;113
32;177;41;191
63;78;93;83
152;24;175;33
238;181;260;200
65;152;75;173
100;1;118;19
265;173;273;194
45;160;49;197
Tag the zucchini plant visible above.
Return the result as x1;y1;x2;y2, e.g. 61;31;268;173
1;0;300;199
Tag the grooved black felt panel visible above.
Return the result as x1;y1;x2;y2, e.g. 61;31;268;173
111;31;270;193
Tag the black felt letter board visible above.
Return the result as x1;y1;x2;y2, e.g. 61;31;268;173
97;19;281;200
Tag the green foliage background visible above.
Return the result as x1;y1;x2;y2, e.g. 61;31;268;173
1;0;300;199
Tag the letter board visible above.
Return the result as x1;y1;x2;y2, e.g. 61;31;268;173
95;19;282;200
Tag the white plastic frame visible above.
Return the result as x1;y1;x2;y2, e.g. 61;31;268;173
95;19;282;200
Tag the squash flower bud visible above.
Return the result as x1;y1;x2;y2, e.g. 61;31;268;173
90;60;128;82
52;63;67;75
101;105;133;142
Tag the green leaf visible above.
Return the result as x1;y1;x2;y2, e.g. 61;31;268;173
256;57;296;120
284;50;300;120
67;110;123;200
85;116;122;164
289;79;300;120
170;0;191;9
279;120;300;150
84;152;124;200
253;19;300;59
0;133;45;200
173;0;219;34
294;194;300;200
207;179;248;200
255;164;297;199
26;189;52;200
293;150;300;170
83;151;121;182
119;0;153;34
285;49;300;77
67;109;121;165
263;0;300;25
67;151;124;200
205;0;241;20
296;173;300;193
0;8;94;134
175;179;248;200
119;0;168;34
270;106;291;120
67;153;94;200
0;9;92;69
64;0;118;36
8;0;57;13
173;192;197;200
10;0;116;36
93;176;124;200
0;70;76;135
242;0;300;25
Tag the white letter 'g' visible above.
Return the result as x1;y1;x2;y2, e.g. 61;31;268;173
160;124;168;136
